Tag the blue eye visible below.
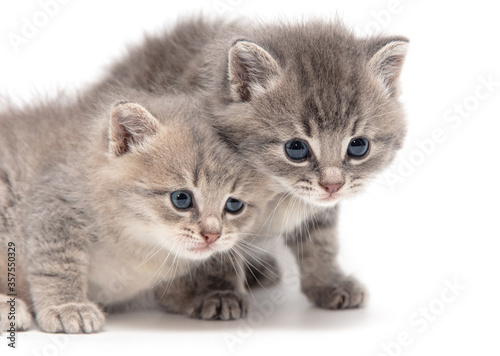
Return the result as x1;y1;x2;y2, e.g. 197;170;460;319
171;191;192;209
225;198;244;214
347;138;370;157
285;139;309;161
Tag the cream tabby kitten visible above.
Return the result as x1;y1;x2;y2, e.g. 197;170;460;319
0;90;273;333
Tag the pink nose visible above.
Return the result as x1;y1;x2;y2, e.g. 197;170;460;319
319;182;343;194
201;232;221;244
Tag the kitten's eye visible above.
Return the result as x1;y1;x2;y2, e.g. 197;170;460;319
170;191;193;209
285;139;309;161
347;138;370;157
225;198;244;214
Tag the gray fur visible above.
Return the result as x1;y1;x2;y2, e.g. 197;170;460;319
0;89;274;333
94;18;409;310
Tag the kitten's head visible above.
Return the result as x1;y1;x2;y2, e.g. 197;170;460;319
94;96;272;260
215;23;409;207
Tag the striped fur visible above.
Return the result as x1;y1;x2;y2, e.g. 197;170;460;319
94;18;409;311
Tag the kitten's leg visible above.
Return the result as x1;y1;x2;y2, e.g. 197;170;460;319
0;294;32;332
26;218;105;333
287;205;366;309
154;254;248;320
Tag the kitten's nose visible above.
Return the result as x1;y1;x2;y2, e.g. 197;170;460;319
201;232;221;244
319;182;343;194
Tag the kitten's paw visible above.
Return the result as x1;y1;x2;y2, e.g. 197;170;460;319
36;302;105;333
245;254;281;289
0;296;32;332
303;276;366;310
187;291;248;320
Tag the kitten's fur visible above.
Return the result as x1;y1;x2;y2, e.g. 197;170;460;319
94;18;409;310
0;90;273;333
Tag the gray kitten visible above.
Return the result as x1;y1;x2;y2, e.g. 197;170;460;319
95;18;409;311
0;90;274;333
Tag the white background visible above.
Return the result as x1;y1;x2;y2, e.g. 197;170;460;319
1;1;499;355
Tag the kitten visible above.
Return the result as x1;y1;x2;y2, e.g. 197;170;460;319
94;18;409;311
0;90;274;333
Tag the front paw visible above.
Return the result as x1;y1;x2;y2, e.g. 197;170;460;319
303;276;366;310
36;302;105;333
187;291;248;321
0;297;32;332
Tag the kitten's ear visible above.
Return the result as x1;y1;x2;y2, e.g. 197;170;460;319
109;101;160;156
228;40;282;102
368;38;409;96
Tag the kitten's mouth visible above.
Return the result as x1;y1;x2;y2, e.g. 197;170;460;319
188;244;212;253
183;244;215;260
320;193;338;201
299;191;341;207
295;185;343;206
315;195;338;206
187;240;232;257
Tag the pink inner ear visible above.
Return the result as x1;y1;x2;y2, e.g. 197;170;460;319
370;41;408;95
109;113;134;156
228;41;282;102
114;123;132;155
381;54;405;87
229;49;252;101
109;103;160;156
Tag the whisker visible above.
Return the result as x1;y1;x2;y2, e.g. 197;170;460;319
227;248;257;303
232;247;272;292
235;243;280;280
